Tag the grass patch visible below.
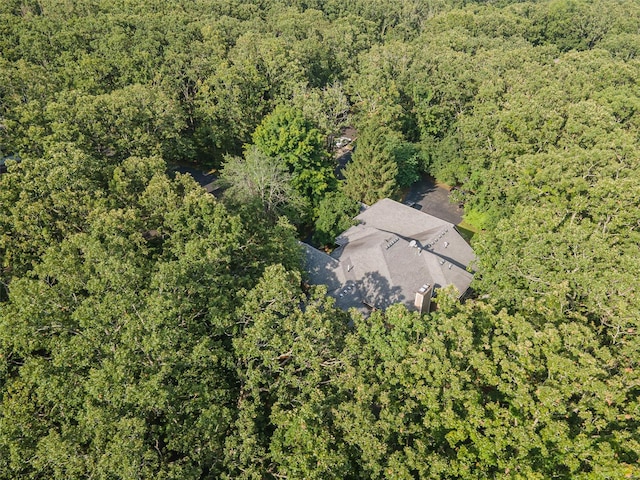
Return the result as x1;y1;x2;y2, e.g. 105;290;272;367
456;208;489;243
461;208;490;231
455;222;477;243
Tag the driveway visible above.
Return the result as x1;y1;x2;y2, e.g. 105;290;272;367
335;148;352;180
403;175;463;225
170;165;219;195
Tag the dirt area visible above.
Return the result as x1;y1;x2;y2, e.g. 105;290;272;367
402;175;463;225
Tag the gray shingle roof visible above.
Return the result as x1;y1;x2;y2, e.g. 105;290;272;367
303;198;476;313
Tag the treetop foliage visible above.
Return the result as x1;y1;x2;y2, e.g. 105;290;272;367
1;0;639;478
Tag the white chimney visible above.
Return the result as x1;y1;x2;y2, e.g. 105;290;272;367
414;284;433;314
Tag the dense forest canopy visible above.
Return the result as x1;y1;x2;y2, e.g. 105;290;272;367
1;0;639;478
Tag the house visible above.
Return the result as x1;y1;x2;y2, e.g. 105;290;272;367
303;198;476;314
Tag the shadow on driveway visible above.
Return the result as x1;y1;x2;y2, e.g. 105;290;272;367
335;149;352;180
170;165;220;195
403;175;463;225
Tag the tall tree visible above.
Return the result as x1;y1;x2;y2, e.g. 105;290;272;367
252;105;336;209
342;123;399;204
226;265;351;479
312;191;360;246
335;294;639;478
0;151;303;479
290;82;350;137
218;145;308;224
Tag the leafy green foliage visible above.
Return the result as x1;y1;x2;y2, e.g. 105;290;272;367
218;146;309;224
0;144;108;278
2;1;640;478
342;123;400;204
312;191;360;247
388;134;421;189
253;105;336;208
0;150;304;479
290;82;350;137
226;265;351;479
335;298;639;478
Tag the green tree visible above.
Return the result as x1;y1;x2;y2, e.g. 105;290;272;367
218;145;308;224
387;132;421;188
0;148;304;479
312;191;360;246
253;105;336;208
45;84;190;162
290;82;350;138
0;143;107;279
342;123;399;204
2;3;639;478
335;296;639;478
226;264;351;479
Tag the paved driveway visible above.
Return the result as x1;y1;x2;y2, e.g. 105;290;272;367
403;175;463;225
335;149;352;180
171;165;219;194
